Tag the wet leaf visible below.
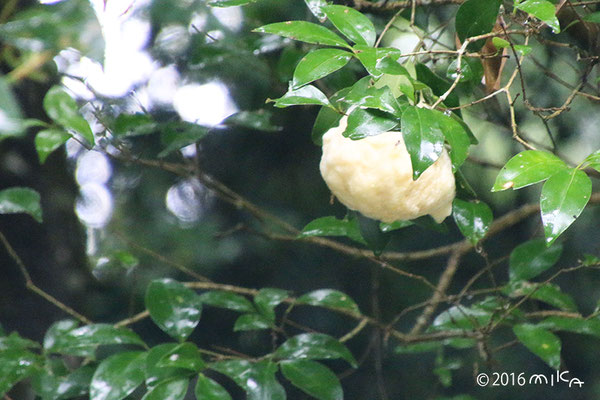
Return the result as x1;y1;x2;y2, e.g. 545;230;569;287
515;0;560;33
401;106;445;179
322;5;376;46
0;349;39;397
452;199;493;245
455;0;501;51
233;313;272;331
297;289;360;314
254;288;289;321
211;360;285;400
538;316;600;338
90;351;147;400
504;281;577;312
540;168;591;246
492;150;568;191
509;238;563;281
312;106;343;146
195;374;232;400
199;291;255;313
222;110;282;132
0;187;42;222
156;342;204;372
298;216;366;245
353;46;402;78
275;333;357;367
145;279;203;342
292;48;352;89
280;360;343;400
344;108;398;140
141;378;188;400
273;85;331;108
254;22;348;47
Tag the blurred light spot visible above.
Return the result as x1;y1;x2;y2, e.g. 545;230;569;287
212;7;243;31
39;0;65;3
76;151;112;185
155;25;190;56
189;13;208;33
76;183;113;228
147;65;180;105
166;179;209;223
173;82;236;126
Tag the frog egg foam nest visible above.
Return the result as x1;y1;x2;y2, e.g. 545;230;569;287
319;116;456;223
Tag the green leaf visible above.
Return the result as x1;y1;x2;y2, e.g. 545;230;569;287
455;0;501;51
34;129;75;162
145;279;203;342
305;0;328;21
156;342;205;372
145;344;195;388
452;199;493;245
513;324;561;369
0;349;39;397
401;106;445;179
432;298;505;331
513;44;532;55
209;0;256;6
222;110;282;132
379;220;413;232
43;86;94;145
357;213;390;255
297;289;360;314
273;85;331;108
583;11;600;23
0;77;25;139
509;238;563;281
254;288;289;321
275;333;357;367
141;378;189;400
415;63;460;113
199;291;255;313
322;5;376;47
233;314;272;331
446;58;477;83
292;48;353;89
492;37;510;48
112;113;155;137
343;80;401;114
0;187;42;222
345;107;398;140
280;360;343;400
582;149;600;173
254;22;348;47
45;323;146;357
298;216;366;245
0;332;40;351
540;168;591;246
375;73;415;102
211;360;285;400
31;365;94;400
158;122;210;158
430;110;471;169
90;351;147;400
538;316;600;338
354;46;402;78
195;374;232;400
312;106;343;146
504;281;577;312
491;150;568;191
515;0;560;33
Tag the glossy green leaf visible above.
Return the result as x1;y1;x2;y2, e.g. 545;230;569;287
312;106;343;146
211;360;285;400
491;150;568;191
375;73;415;102
254;22;348;47
509;238;562;281
146;344;195;388
254;288;289;321
401;106;445;179
43;86;94;145
345;107;398;140
195;374;232;400
446;58;476;83
357;213;391;256
273;85;331;108
322;5;376;46
379;220;413;232
305;0;328;20
354;46;402;78
582;149;600;173
541;168;591;246
515;0;560;33
34;129;69;164
538;316;600;338
432;298;506;331
430;109;471;169
275;333;357;367
222;110;282;132
513;324;561;369
158;122;210;158
233;313;272;331
31;365;94;400
209;0;256;6
492;37;510;48
156;342;204;372
112;113;155;137
504;281;577;312
455;0;501;51
513;44;532;55
281;360;343;400
292;48;352;89
343;81;400;114
0;332;40;351
199;291;255;313
45;323;145;357
141;377;188;400
0;187;42;222
297;289;360;314
298;216;366;245
0;77;25;138
0;349;39;397
145;279;203;342
452;199;493;245
90;351;147;400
